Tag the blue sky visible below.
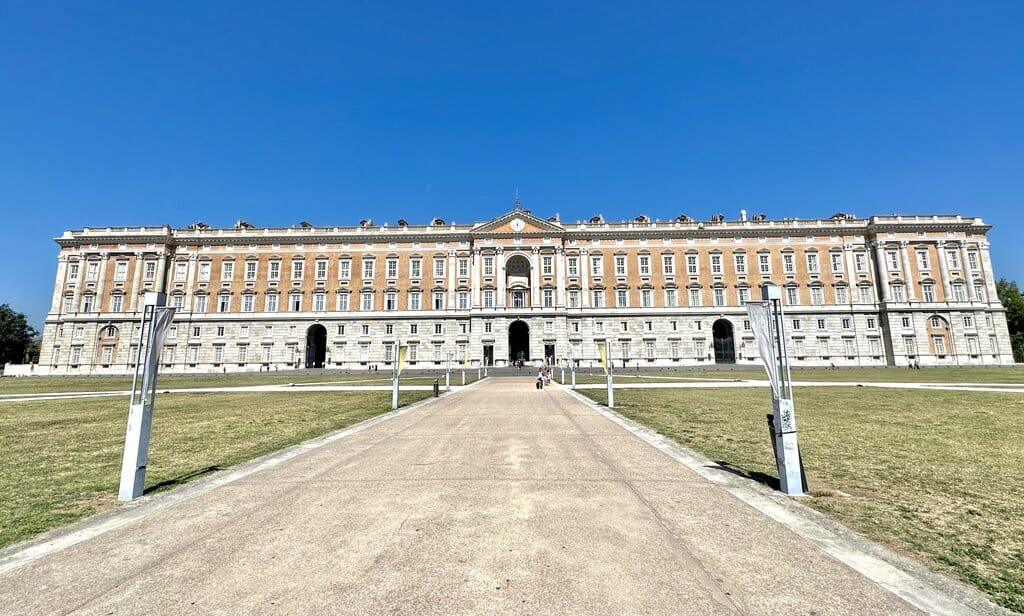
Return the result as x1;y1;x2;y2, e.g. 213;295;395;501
2;2;1022;328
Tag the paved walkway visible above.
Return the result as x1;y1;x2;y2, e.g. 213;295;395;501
0;378;990;614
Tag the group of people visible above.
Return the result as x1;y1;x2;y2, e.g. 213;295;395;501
536;366;552;389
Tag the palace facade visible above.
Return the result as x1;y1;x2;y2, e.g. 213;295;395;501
36;207;1014;374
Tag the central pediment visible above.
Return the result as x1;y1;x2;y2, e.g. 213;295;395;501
471;209;564;235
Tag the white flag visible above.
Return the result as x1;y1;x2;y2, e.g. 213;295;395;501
746;301;780;400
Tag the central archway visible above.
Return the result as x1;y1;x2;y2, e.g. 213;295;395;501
712;319;736;364
305;324;327;368
508;320;530;363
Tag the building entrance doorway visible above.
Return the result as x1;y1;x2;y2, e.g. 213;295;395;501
544;344;555;365
508;320;529;363
483;344;494;366
305;324;327;368
712;319;736;364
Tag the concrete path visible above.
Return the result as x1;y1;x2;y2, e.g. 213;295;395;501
0;378;984;614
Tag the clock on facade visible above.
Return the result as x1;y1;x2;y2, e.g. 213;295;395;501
510;218;525;232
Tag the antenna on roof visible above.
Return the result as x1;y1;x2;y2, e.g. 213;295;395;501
513;187;522;210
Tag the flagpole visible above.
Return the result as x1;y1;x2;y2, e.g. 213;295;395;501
392;338;400;410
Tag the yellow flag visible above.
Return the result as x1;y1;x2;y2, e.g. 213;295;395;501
397;345;408;376
598;342;608;375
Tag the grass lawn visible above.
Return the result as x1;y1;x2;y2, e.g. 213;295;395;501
581;385;1024;612
570;365;1024;385
0;389;431;550
0;371;479;395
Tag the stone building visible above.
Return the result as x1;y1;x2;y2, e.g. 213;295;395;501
37;206;1014;374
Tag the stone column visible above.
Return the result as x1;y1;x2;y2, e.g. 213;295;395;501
979;243;999;303
447;249;457;309
872;242;890;302
496;248;506;308
94;253;110;312
555;246;566;307
51;255;69;312
900;241;916;301
471;247;481;308
580;248;590;308
128;252;145;312
959;242;975;301
184;254;197;311
155;249;169;294
936;240;951;300
72;254;86;311
530;247;541;308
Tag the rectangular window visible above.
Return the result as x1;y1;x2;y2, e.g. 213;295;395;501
645;341;655;360
967;251;979;271
266;294;279;312
362;259;374;279
818;338;830;357
385;292;397;311
315;260;328;280
213;345;224;364
68;262;80;280
891;284;905;302
670;340;680;359
410;323;419;335
947;250;960;270
783;254;795;274
264;325;274;337
362;324;370;335
842;318;851;329
830;252;844;273
338;259;350;280
483;256;494;276
592;289;605;307
687;254;699;275
963;315;974;328
483;321;492;334
917;251;930;270
458;258;469;277
887;251;900;271
662;255;674;275
616;289;628;307
922;283;936;303
569;256;580;276
410;291;421;310
859;286;873;303
410;259;421;279
386;258;398;279
737;287;750;304
974;283;986;301
734;254;746;275
433;258;445;278
144;261;157;280
620;321;629;332
817;318;826;330
967;336;980;355
792;319;801;330
237;345;248;364
933;335;947;356
688;288;701;307
242;294;254;312
459;291;470;309
483;290;494;308
595;321;604;333
591;256;603;276
543;289;553;308
542;256;553;275
694;339;705;358
218;295;230;312
290;260;304;280
195;295;208;312
114;261;128;281
238;325;248;338
614;256;626;276
111;295;123;312
262;345;272;363
855;253;867;272
710;254;723;274
220;261;233;281
433;291;445;310
641;289;652;307
86;262;99;281
810;287;824;305
758;254;770;274
868;318;877;329
844;339;855;357
713;288;725;306
665;288;677;307
952;283;966;302
290;294;302;311
314;293;326;312
786;286;798;305
269;261;281;280
638;255;650;275
835;286;848;304
434;323;443;335
568;290;580;308
362;292;373;311
806;253;820;274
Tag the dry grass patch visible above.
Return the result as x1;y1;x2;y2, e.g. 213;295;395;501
582;385;1024;612
0;390;430;549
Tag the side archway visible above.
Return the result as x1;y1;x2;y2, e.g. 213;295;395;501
305;324;327;368
712;319;736;364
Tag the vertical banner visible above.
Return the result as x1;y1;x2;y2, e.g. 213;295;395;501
598;341;609;375
746;301;780;400
604;339;614;408
397;345;408;376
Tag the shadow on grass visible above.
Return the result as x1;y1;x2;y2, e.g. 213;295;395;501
709;460;779;490
144;465;223;495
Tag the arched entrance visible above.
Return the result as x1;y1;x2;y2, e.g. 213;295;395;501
305;324;327;368
505;255;532;308
712;319;736;364
508;320;530;362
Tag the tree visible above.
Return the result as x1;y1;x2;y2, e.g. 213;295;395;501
0;304;38;366
996;279;1024;363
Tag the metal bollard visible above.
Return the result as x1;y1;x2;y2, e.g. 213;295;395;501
433;379;440;397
